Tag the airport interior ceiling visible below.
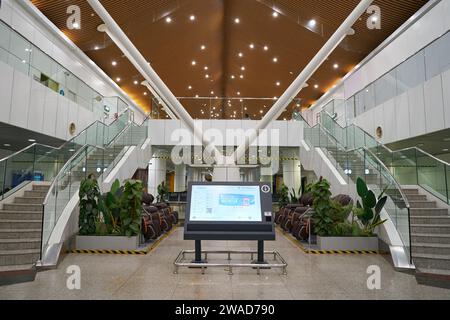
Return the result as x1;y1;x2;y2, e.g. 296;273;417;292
32;0;428;119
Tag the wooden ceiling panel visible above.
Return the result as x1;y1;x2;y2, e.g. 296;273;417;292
31;0;429;119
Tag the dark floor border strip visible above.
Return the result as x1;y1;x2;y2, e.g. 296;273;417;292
276;226;385;255
67;224;179;255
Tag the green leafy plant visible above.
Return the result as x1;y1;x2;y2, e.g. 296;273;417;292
353;177;388;236
120;179;143;237
98;179;122;235
277;183;290;207
157;181;169;202
311;177;334;236
78;178;101;235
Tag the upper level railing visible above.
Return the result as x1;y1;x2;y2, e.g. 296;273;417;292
320;111;450;205
0;111;130;201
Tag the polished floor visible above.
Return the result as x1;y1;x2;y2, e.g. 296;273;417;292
1;227;450;300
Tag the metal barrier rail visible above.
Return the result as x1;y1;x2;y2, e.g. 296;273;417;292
173;249;288;275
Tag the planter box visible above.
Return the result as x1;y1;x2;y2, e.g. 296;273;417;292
76;235;139;251
317;236;378;251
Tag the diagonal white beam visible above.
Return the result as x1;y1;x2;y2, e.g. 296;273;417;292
233;0;374;162
87;0;225;164
141;80;177;120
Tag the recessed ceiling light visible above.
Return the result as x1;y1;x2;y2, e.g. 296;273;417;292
201;45;206;50
165;17;172;23
188;85;192;90
144;92;148;96
241;66;246;71
204;66;209;70
333;63;339;69
4;143;11;147
237;91;241;95
314;84;319;89
273;57;278;63
308;19;317;27
443;148;449;152
190;15;196;21
263;45;269;51
231;75;235;79
94;46;99;50
116;77;121;82
240;75;244;79
273;11;280;18
273;96;278;100
112;61;117;66
249;43;255;49
211;91;214;95
234;18;240;24
134;80;139;85
238;52;243;58
28;139;36;142
195;94;199;98
205;74;210;78
191;60;197;66
276;81;281;86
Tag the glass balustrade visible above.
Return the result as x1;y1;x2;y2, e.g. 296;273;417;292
320;111;450;205
41;115;149;257
0;111;130;201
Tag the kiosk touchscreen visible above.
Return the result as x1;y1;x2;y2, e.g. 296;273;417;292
184;182;275;241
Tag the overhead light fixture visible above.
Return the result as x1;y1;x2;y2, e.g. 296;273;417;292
201;45;206;50
190;15;196;21
443;149;449;152
4;143;11;147
134;80;139;85
204;66;208;70
231;75;235;79
314;84;319;89
234;18;240;24
165;17;172;23
333;63;339;69
94;46;99;50
263;45;269;51
241;66;245;71
276;81;281;86
211;91;214;95
240;75;244;79
195;94;199;98
144;92;148;96
273;57;278;63
308;19;317;27
112;61;117;66
28;139;36;142
188;85;192;90
272;11;279;18
249;43;255;49
238;52;243;58
191;60;197;66
205;74;210;78
116;77;121;82
237;91;241;95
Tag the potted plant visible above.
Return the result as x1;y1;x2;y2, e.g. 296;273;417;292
157;181;169;202
277;183;290;208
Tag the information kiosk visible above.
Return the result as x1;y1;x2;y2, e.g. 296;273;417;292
184;182;275;265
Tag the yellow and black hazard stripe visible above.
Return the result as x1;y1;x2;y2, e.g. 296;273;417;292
68;224;179;255
276;226;385;255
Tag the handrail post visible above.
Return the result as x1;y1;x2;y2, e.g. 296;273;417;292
32;144;36;181
2;159;8;201
444;164;449;205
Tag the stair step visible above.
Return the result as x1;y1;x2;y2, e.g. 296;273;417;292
411;224;450;234
0;249;40;266
0;211;43;220
405;194;428;201
32;185;50;192
413;253;450;271
410;208;448;216
0;264;34;272
411;216;450;224
14;197;44;204
0;238;41;250
408;201;437;209
412;233;450;244
0;229;41;239
24;190;47;198
2;204;43;212
0;220;42;229
412;242;450;255
416;268;450;277
402;189;419;195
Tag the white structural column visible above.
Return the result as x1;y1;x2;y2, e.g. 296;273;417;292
282;152;301;192
148;157;167;197
232;0;374;163
174;165;187;192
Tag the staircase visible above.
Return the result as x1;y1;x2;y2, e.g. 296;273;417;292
405;187;450;276
0;184;49;278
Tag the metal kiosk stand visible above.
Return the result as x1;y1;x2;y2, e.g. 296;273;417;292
173;182;288;275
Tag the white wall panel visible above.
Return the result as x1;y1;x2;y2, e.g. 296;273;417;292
164;120;181;145
407;85;426;138
0;61;13;123
148;120;165;145
55;95;69;140
9;70;31;128
27;80;46;133
395;92;411;141
42;90;57;137
10;10;33;40
381;99;396;144
423;74;445;133
442;68;450;128
0;0;13;25
76;106;93;133
372;103;385;142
